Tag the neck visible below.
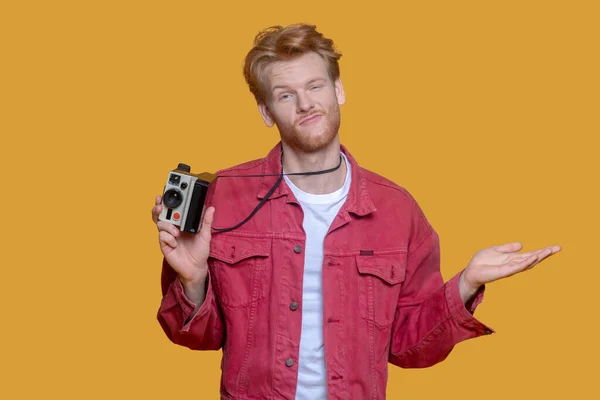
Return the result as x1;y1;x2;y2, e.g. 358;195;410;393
281;138;347;195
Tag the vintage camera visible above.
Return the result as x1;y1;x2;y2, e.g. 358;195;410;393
159;163;215;233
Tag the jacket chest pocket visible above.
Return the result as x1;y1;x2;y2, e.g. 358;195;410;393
209;236;271;308
356;252;407;327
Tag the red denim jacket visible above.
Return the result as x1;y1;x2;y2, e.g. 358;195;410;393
157;142;494;399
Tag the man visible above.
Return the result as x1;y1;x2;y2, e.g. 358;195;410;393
151;23;561;399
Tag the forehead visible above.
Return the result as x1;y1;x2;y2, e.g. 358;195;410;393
266;52;330;89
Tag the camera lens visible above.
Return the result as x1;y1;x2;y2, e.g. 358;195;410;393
163;189;183;208
180;182;188;190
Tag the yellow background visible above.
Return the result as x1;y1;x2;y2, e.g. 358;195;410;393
1;0;598;399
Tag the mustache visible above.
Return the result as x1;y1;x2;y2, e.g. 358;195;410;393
297;111;325;124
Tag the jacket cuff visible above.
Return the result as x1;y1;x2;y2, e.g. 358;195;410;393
173;269;215;330
445;271;495;335
173;278;197;317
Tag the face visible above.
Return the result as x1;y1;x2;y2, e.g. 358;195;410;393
258;52;346;153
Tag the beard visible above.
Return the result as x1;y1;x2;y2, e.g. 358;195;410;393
275;104;341;153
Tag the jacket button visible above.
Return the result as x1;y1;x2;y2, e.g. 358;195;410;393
290;302;298;311
285;358;294;367
294;245;302;254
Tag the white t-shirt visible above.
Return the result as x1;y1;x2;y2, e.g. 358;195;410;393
283;152;352;400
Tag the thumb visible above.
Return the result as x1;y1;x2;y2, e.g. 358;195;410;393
198;206;215;243
493;242;523;253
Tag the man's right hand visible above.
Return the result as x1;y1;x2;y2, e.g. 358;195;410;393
152;195;215;295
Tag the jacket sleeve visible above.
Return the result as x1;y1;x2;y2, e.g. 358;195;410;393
388;197;494;368
157;259;224;351
156;180;225;351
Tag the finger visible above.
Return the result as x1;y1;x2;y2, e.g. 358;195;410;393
198;206;215;243
502;253;539;276
511;248;546;261
527;245;562;257
157;221;179;237
501;245;559;263
159;231;177;248
152;204;163;223
494;242;523;253
549;245;562;254
523;247;557;271
152;195;163;223
499;245;561;277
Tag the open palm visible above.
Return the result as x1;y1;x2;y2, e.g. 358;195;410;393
463;242;562;289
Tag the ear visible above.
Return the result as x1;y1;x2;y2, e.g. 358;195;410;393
258;102;275;127
334;78;346;106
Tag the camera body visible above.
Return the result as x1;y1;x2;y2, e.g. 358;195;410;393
159;163;215;233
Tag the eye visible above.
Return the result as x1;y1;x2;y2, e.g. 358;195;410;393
279;93;293;101
310;85;323;91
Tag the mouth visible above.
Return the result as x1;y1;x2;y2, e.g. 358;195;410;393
298;113;322;125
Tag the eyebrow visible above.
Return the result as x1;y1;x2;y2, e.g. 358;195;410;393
271;78;328;93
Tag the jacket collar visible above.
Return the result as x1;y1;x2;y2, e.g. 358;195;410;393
257;141;376;217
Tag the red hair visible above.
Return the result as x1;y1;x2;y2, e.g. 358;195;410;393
243;23;343;104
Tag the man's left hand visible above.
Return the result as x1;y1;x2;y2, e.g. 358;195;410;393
459;242;562;303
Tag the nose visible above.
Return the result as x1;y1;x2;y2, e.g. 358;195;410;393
296;91;315;113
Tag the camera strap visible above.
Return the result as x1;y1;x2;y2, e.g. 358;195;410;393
211;149;343;233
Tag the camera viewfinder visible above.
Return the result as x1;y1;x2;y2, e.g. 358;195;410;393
169;173;181;186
